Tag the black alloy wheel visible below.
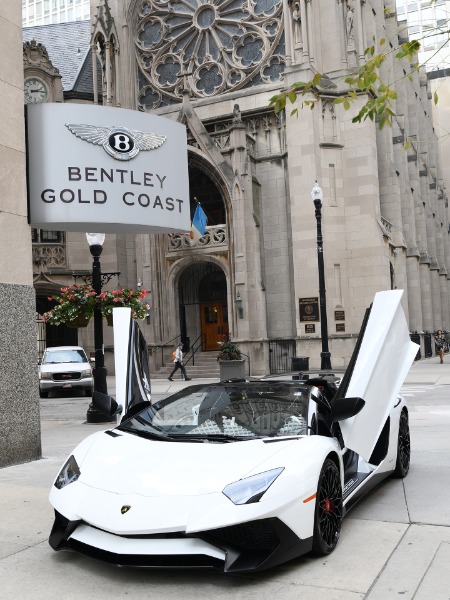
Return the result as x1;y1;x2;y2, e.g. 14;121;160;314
393;410;410;478
312;458;343;555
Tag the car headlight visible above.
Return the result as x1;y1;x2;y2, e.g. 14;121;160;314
39;372;52;380
222;467;284;505
81;368;93;377
54;455;81;489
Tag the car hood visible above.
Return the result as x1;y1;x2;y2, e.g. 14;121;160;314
78;431;300;496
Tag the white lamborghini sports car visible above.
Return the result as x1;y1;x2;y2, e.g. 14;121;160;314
49;290;418;573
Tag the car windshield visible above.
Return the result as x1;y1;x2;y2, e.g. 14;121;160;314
42;349;88;364
118;382;311;442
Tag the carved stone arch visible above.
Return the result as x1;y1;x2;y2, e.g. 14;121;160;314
187;147;235;281
166;254;234;345
188;148;232;215
168;254;230;289
33;273;65;309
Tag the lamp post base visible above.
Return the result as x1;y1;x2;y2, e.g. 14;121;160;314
86;403;116;424
86;365;114;423
320;352;332;370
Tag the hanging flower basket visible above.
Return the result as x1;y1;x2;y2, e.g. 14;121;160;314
99;288;150;322
42;285;150;327
42;284;97;327
66;314;91;328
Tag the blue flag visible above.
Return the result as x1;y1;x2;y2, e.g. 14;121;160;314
189;204;207;245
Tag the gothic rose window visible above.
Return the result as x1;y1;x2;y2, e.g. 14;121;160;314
134;0;285;108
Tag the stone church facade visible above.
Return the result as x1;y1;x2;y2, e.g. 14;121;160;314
27;0;450;379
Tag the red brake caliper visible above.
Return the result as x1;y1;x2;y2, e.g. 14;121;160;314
324;498;332;513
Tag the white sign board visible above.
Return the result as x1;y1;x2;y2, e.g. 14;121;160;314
26;104;190;234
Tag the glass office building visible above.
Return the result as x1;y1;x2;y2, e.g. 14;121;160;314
396;0;450;71
22;0;90;26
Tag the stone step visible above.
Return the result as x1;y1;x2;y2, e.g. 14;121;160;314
152;364;220;379
151;350;222;379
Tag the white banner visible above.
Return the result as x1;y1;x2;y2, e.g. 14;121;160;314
26;104;190;234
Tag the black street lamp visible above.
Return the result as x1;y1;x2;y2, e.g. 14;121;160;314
85;232;111;423
311;182;332;370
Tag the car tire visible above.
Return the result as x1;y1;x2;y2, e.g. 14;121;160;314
39;389;49;398
85;388;93;397
311;457;343;556
393;410;410;478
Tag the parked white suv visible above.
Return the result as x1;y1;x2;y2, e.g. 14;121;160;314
39;346;93;398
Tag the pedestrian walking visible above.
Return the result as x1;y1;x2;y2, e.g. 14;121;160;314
168;343;191;381
434;329;447;364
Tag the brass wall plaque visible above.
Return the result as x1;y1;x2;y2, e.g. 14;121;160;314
335;310;345;321
299;297;319;322
336;323;345;332
305;324;315;334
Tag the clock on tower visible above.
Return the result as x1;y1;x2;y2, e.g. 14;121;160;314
24;76;49;104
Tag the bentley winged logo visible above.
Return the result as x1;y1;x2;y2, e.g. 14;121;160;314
65;123;167;161
121;505;131;514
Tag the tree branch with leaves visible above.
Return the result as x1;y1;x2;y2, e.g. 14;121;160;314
269;36;438;135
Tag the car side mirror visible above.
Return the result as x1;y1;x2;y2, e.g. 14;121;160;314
92;391;123;417
38;358;42;365
332;396;365;422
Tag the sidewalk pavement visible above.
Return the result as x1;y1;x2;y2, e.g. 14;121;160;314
0;356;449;599
404;353;450;384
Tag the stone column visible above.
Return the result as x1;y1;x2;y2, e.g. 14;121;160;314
92;42;98;104
114;47;121;106
229;106;268;349
300;0;309;59
356;0;366;63
0;0;41;467
105;41;112;105
337;0;347;65
306;0;315;65
283;0;293;66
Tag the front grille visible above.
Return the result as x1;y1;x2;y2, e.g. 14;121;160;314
202;519;279;552
53;372;81;381
50;514;306;573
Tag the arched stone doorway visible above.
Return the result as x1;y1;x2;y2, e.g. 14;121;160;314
178;262;228;351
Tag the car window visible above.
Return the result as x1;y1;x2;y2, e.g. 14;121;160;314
118;383;310;441
42;350;88;364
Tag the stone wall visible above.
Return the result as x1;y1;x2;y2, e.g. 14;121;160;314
0;1;42;467
0;285;41;467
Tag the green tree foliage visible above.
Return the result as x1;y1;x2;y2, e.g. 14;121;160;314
269;30;438;131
